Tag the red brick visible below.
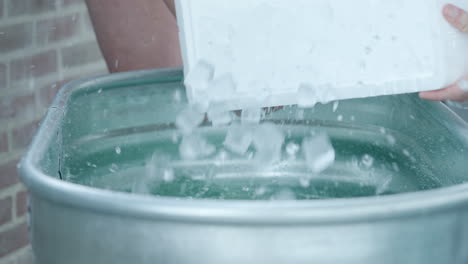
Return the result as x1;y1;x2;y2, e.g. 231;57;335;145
11;120;40;150
36;13;81;45
16;190;28;217
0;23;33;54
0;160;19;190
10;50;58;82
0;131;7;153
61;41;103;68
0;63;6;89
0;93;36;121
0;196;12;225
0;223;29;258
8;0;56;16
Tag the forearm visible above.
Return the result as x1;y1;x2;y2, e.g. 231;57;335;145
85;0;182;73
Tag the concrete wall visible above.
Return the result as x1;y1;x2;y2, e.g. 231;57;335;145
0;0;107;263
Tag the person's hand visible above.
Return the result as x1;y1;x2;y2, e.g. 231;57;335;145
419;4;468;102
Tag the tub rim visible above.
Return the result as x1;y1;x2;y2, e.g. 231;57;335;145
20;67;468;225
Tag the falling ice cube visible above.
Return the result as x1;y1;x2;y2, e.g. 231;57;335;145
302;133;335;173
332;101;339;112
241;108;262;124
286;142;300;158
175;105;205;134
375;175;392;195
179;134;216;160
223;124;253;155
252;123;284;165
207;103;232;127
134;152;173;194
184;60;214;92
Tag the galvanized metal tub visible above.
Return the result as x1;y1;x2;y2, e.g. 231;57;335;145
20;68;468;264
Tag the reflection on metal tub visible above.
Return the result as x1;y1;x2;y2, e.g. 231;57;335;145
20;68;468;264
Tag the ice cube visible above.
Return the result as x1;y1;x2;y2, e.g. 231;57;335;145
386;134;396;145
252;123;284;165
162;169;175;182
145;152;172;180
179;134;216;160
402;149;410;157
255;186;267;196
184;60;214;92
332;101;339;112
223;124;253;155
361;154;374;169
285;142;300;157
214;150;230;166
296;109;304;120
175;105;205;134
375;175;392;195
241;108;262;124
207;104;232;127
297;84;318;108
134;152;173;194
299;177;310;188
171;132;179;143
208;74;236;101
173;89;182;103
271;189;296;200
108;163;119;173
302;133;335;173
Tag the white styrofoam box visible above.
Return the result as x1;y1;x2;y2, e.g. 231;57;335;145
175;0;468;110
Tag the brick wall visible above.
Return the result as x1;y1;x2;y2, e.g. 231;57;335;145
0;0;107;263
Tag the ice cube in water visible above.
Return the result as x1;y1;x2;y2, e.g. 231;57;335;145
361;154;374;169
302;133;335;173
252;123;284;165
179;134;216;160
332;101;339;112
286;142;300;157
223;124;253;155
